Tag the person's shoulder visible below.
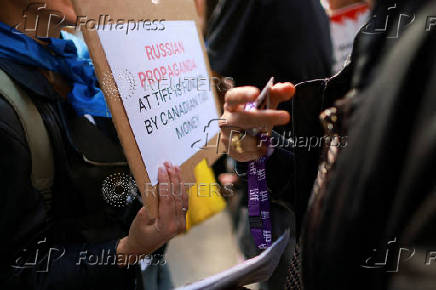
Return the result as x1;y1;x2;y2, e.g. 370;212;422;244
0;59;55;147
0;94;27;147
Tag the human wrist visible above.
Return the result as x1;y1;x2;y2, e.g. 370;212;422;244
116;237;143;266
116;237;130;256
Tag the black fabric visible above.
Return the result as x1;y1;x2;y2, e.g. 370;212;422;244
0;59;141;290
207;0;333;88
249;0;436;289
261;0;436;289
208;0;334;242
0;58;59;101
305;1;436;288
69;117;127;164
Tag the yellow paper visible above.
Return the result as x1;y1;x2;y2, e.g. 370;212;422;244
185;159;227;231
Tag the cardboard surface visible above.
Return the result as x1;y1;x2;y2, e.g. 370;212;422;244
71;0;223;218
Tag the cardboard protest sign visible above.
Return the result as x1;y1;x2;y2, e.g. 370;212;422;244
71;0;222;218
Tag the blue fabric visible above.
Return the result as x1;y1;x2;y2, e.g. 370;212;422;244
0;21;110;117
60;30;91;61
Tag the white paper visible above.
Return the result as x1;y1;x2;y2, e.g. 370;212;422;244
329;5;370;73
177;230;290;290
98;21;219;185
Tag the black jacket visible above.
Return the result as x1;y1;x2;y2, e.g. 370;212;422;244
206;0;333;136
0;58;142;290
264;0;436;289
207;0;332;87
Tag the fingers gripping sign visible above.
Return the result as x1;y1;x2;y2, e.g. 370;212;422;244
116;162;188;265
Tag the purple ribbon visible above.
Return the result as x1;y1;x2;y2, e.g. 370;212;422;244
247;155;272;250
245;102;272;250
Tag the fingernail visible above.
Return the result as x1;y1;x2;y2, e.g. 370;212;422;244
164;162;170;168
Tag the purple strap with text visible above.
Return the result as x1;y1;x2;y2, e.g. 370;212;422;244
247;155;272;250
245;102;272;250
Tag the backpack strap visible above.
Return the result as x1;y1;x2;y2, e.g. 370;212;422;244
0;68;54;202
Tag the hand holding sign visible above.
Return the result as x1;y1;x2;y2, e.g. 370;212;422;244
117;162;188;263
